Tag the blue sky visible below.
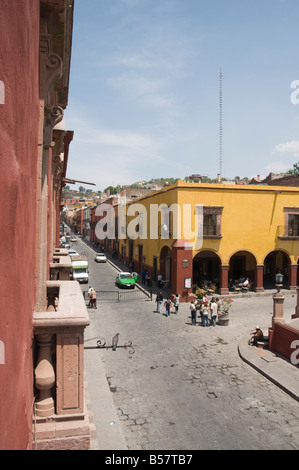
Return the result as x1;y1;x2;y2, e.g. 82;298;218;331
64;0;299;191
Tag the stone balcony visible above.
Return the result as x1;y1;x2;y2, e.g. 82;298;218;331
50;249;72;281
33;280;90;450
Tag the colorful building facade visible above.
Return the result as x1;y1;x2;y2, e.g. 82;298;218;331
113;181;299;300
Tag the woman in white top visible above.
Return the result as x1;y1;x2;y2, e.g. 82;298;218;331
210;297;218;326
202;301;209;327
174;293;179;314
190;301;197;325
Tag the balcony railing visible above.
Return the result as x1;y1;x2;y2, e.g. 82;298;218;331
277;225;299;239
50;249;72;281
33;279;90;450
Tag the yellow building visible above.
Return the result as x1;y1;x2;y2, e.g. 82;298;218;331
117;180;299;299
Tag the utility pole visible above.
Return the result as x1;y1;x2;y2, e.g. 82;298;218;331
219;69;223;179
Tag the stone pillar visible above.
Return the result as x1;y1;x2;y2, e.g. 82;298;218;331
272;287;285;327
220;265;229;295
33;281;91;450
255;265;264;292
56;331;85;415
171;240;194;302
288;264;297;290
35;334;55;417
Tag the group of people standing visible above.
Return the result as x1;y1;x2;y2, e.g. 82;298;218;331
189;296;219;326
155;291;179;316
155;291;221;326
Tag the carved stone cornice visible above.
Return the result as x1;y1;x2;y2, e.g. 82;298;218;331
44;105;64;149
45;52;63;112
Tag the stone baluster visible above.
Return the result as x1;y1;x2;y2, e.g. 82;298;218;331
34;334;55;417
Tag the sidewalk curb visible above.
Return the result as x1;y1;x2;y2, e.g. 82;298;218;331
238;335;299;402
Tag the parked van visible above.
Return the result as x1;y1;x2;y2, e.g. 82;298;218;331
72;256;89;283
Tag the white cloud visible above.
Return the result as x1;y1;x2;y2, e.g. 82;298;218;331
97;5;196;115
107;72;172;105
273;140;299;156
63;111;191;190
77;128;155;149
265;161;292;173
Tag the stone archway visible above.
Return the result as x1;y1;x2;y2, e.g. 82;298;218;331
229;250;257;285
193;251;221;290
264;250;290;289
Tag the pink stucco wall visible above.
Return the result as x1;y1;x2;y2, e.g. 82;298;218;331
0;0;40;450
269;322;299;363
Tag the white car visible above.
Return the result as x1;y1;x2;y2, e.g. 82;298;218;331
61;241;70;249
95;252;107;263
70;236;77;242
68;250;79;257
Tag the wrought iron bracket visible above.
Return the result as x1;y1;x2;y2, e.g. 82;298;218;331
84;337;135;355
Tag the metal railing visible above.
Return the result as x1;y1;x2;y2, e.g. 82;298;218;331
83;289;152;303
277;225;299;238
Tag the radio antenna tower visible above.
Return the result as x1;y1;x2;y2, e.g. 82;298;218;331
219;69;223;179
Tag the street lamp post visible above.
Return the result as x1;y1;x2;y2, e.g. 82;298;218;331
272;272;285;326
275;272;284;293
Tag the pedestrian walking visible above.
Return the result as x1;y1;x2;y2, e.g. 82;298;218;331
210;297;218;326
141;269;147;284
202;301;209;327
146;272;151;286
87;286;92;307
90;288;97;309
155;291;163;313
190;300;197;325
164;297;172;317
173;293;179;314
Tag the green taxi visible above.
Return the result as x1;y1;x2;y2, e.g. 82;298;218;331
115;272;139;289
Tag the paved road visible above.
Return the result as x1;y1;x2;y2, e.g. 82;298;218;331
74;239;299;450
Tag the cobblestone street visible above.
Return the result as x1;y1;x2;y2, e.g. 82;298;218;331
84;259;299;450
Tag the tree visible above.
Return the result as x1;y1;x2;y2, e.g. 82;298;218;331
287;162;299;174
104;185;122;195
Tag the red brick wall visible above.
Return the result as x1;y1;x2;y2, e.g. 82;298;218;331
0;0;40;450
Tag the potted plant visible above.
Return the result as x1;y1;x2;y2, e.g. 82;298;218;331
218;298;233;325
195;288;205;300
